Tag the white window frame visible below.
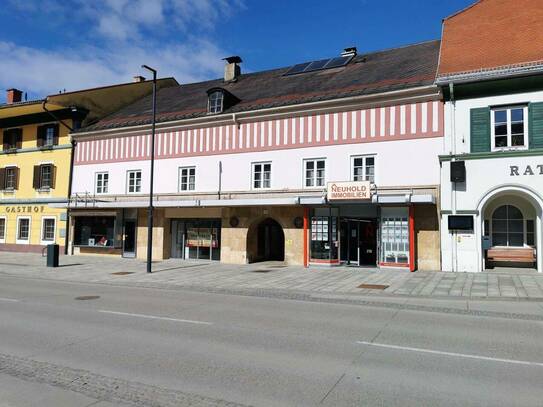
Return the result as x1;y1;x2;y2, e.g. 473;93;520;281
0;216;6;243
16;216;31;244
303;158;326;188
178;166;196;192
126;170;142;194
40;216;56;245
490;105;528;152
351;154;376;183
95;172;109;195
208;91;224;114
251;162;272;190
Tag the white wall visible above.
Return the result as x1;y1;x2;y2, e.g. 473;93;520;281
72;137;442;196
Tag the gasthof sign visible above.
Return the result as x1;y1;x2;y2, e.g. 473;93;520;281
327;181;371;200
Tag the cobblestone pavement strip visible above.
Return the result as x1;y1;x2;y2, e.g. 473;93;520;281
0;353;251;407
1;252;543;300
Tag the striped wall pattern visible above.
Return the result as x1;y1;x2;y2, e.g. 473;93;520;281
74;101;444;165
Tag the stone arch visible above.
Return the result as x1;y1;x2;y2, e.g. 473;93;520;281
246;217;285;263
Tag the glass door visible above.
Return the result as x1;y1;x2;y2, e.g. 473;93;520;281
122;220;136;258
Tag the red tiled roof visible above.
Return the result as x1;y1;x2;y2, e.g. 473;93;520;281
437;0;543;78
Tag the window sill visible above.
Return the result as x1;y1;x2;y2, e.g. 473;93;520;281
491;146;528;153
3;148;18;154
36;188;52;193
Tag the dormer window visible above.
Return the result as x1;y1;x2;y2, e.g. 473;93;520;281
208;90;224;114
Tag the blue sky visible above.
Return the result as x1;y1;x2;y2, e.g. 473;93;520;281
0;0;474;100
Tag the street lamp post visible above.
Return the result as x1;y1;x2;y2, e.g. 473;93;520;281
142;65;157;273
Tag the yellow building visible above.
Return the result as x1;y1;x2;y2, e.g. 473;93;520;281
0;79;178;253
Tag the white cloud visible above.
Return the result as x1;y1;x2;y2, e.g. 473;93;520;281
0;0;244;98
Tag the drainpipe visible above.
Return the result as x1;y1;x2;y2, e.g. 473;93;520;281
42;99;76;255
448;82;458;272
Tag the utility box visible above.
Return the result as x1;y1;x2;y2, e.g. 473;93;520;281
46;244;59;267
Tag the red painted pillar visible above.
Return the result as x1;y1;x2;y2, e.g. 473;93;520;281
303;207;309;268
409;205;415;272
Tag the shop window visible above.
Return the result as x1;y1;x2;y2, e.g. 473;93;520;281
17;217;30;242
42;218;55;242
2;128;22;151
491;205;526;247
304;159;325;188
33;164;56;190
380;208;409;265
179;167;196;191
491;106;527;150
95;172;109;194
171;219;221;261
0;166;19;190
74;216;115;247
0;218;5;242
252;162;271;189
127;170;142;193
310;208;339;261
352;155;375;183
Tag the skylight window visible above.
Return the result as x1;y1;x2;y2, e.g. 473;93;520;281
284;55;353;76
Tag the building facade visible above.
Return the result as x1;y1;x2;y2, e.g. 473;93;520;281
68;42;444;271
0;79;178;253
437;0;543;272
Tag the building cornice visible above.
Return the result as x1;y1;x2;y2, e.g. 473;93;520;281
436;61;543;86
439;148;543;162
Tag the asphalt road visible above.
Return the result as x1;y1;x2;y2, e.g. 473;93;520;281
0;274;542;407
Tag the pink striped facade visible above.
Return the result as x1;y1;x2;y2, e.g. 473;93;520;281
74;101;444;166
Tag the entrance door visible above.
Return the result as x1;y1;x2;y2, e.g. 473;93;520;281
122;220;136;258
340;219;377;266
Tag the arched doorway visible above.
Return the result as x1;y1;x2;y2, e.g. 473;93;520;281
247;217;285;263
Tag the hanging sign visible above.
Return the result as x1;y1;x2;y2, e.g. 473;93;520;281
327;181;371;200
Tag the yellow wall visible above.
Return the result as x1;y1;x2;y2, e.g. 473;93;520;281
0;116;72;251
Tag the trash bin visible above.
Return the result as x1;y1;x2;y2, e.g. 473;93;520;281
46;244;59;267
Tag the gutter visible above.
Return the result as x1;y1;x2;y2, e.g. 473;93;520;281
436;62;543;86
71;85;441;139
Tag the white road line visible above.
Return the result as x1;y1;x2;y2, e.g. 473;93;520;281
356;341;543;368
0;297;19;302
98;310;212;326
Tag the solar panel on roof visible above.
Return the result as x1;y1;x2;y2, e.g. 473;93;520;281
324;55;353;69
285;62;311;75
284;55;353;76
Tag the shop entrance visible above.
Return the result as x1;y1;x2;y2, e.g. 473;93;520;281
247;217;285;263
340;219;377;266
122;219;136;258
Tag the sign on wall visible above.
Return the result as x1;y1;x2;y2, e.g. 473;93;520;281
327;181;371;200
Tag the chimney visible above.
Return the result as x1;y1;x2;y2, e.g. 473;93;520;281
133;75;146;83
223;56;242;82
6;88;23;104
341;47;357;58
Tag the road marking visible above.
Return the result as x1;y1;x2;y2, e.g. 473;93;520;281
356;341;543;367
0;297;19;302
98;310;212;325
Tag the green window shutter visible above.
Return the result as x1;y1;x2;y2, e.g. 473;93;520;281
529;102;543;149
470;107;490;153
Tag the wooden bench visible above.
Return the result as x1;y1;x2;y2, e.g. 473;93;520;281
487;247;536;264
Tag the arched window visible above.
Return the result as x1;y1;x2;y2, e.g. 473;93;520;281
491;205;524;247
208;90;224;114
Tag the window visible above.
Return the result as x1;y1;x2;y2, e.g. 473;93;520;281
380;208;410;265
208;91;224;114
304;159;326;187
74;216;115;247
352;155;375;183
252;162;271;189
2;128;21;150
179;167;196;191
45;126;56;146
17;217;30;242
0;218;5;242
95;172;109;194
33;164;55;190
3;167;18;190
491;205;525;247
127;170;142;193
491;106;527;150
42;218;55;242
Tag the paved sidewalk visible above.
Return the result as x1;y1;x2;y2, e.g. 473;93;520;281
1;252;543;300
